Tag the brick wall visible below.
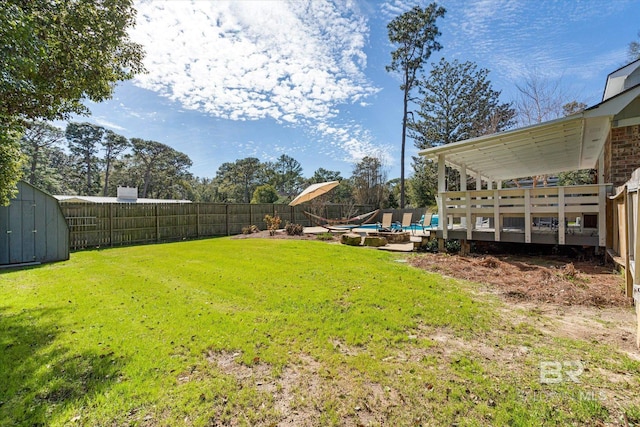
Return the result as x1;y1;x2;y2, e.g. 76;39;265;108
605;125;640;187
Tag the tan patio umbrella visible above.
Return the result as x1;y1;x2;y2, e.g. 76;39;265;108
289;181;339;206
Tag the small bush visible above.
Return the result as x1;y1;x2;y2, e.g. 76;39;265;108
241;225;260;235
264;214;281;236
424;239;439;253
316;232;335;241
285;222;304;236
445;239;460;254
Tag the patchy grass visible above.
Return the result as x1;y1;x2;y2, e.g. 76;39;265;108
0;238;638;426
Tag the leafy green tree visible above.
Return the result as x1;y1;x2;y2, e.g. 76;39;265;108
558;170;594;186
251;184;279;204
66;122;105;195
188;177;218;203
384;178;400;209
0;0;144;203
412;58;515;149
387;2;446;208
307;168;353;204
102;130;130;196
0;124;25;204
1;1;144;121
129;138;192;199
271;154;304;199
409;156;437;207
351;156;388;208
213;158;264;203
47;148;76;195
20;121;64;189
410;59;515;194
309;168;342;184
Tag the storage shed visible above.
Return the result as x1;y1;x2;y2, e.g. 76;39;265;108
0;181;69;266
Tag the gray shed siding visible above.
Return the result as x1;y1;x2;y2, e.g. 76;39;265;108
0;181;69;265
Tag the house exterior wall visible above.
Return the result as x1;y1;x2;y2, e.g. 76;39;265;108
605;124;640;188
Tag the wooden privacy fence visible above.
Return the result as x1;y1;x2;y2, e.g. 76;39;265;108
608;168;640;348
59;202;374;250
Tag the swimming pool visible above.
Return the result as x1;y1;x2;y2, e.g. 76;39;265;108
332;215;439;232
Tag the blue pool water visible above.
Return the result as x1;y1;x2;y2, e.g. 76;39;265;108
332;215;439;232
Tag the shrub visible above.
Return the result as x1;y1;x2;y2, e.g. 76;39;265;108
264;214;281;236
285;222;304;236
424;238;439;253
316;232;335;241
445;239;461;254
241;225;260;234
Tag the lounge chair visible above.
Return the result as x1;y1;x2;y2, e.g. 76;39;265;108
400;212;413;233
377;212;393;232
413;212;433;232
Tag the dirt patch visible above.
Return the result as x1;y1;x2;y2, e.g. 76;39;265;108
409;253;629;307
206;350;402;426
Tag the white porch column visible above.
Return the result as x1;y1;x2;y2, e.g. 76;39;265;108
438;155;446;238
599;185;607;247
476;175;482;191
524;189;532;243
558;187;566;245
460;165;468;230
598;150;605;184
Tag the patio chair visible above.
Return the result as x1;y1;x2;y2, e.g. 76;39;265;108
400;212;413;233
413;212;433;233
377;212;393;232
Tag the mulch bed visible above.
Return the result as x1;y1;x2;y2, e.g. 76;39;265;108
409;253;629;307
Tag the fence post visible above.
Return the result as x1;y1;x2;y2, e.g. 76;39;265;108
155;204;160;242
109;204;114;247
225;204;229;236
196;203;200;238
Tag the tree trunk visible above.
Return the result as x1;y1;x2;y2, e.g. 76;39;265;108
103;157;111;197
400;70;410;209
30;146;39;184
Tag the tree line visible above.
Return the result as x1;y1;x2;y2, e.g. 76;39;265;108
20;120;397;207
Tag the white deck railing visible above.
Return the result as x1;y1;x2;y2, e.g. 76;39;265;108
437;184;608;246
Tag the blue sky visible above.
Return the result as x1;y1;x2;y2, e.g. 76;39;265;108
75;0;640;180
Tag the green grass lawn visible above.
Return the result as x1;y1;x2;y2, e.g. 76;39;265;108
1;237;639;426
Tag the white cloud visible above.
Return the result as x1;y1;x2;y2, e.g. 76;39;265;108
311;119;393;165
130;0;381;164
92;117;127;132
131;0;377;122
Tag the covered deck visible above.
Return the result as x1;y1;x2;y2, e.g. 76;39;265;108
420;82;640;249
439;184;607;247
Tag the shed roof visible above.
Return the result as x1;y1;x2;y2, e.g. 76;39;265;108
54;195;192;204
419;81;640;182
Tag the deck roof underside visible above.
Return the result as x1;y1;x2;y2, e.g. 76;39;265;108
420;85;640;182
